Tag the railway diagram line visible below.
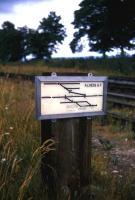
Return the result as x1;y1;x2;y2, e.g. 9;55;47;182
41;82;100;108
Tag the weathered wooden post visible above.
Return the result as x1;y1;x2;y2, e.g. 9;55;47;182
40;119;57;199
35;73;108;199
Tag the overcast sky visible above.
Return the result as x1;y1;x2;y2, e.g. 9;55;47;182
0;0;101;58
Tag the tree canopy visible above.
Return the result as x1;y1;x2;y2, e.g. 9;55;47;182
28;12;66;59
0;21;24;62
0;12;66;62
70;0;135;56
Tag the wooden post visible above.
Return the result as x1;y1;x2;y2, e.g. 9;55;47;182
55;118;77;199
41;118;92;200
41;120;57;200
78;117;92;199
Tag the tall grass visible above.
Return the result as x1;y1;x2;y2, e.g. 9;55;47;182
0;78;55;200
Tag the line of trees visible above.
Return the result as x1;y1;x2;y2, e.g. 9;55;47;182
0;0;135;62
0;12;66;62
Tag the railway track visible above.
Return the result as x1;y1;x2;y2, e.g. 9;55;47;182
107;76;135;133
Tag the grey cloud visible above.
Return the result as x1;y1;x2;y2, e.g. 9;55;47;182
0;0;50;13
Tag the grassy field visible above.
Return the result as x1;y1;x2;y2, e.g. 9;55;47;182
0;58;135;199
0;56;135;76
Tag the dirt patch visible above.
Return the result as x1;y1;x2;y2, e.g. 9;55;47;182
92;135;135;173
111;148;135;169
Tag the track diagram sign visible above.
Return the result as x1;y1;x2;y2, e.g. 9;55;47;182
35;75;108;120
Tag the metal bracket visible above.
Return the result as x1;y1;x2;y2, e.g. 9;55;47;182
88;73;93;77
51;72;57;77
52;119;57;123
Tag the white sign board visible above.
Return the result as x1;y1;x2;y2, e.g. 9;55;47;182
35;75;108;120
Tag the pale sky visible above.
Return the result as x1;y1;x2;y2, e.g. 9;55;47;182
0;0;102;58
0;0;132;57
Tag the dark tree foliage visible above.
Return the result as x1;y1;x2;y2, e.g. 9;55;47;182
106;0;135;55
27;12;66;59
70;0;135;56
18;26;30;61
26;29;45;59
0;21;24;62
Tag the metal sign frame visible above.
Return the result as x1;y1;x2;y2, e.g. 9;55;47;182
35;75;108;120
